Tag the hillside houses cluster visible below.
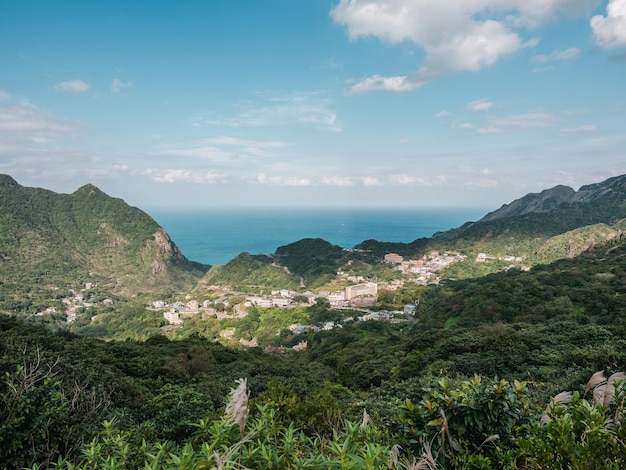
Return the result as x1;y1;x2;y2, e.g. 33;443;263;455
384;251;467;285
45;284;113;324
288;309;408;344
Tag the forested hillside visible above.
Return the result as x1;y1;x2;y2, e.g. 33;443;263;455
2;174;626;468
0;175;208;309
357;174;626;267
2;239;626;468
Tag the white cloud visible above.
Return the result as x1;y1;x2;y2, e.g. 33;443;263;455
257;174;312;186
492;112;558;128
591;0;626;48
475;126;503;135
348;74;418;94
150;145;233;162
203;136;288;157
0;90;9;101
195;92;341;132
362;176;381;186
468;99;493;112
205;136;286;150
144;168;225;184
532;47;581;63
321;176;356;186
111;78;132;93
435;110;451;117
462;177;498;188
459;122;474;129
54;79;89;93
331;0;597;93
387;174;431;185
532;65;555;73
558;124;598;135
251;174;388;187
0;103;75;134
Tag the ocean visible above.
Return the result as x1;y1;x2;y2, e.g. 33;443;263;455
149;208;489;266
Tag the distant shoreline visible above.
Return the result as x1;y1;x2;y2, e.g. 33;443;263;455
150;207;489;266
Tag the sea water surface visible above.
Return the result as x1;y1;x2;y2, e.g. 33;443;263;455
149;208;488;266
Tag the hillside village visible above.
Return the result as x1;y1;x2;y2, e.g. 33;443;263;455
155;249;526;332
37;247;526;340
48;248;526;330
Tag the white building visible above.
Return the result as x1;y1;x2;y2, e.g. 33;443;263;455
345;282;378;300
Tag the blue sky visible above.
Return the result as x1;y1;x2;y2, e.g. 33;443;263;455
1;0;625;211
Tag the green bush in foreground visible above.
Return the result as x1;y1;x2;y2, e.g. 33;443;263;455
25;373;626;470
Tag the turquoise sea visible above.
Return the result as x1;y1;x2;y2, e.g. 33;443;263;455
149;208;489;266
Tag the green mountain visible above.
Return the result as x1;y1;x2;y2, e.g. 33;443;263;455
196;252;301;293
197;175;626;289
479;174;626;222
197;238;348;292
440;174;626;241
356;174;626;267
0;175;208;302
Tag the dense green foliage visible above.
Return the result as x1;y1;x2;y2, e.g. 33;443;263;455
0;175;207;306
197;252;301;292
3;237;626;467
3;173;626;468
357;174;626;274
274;238;347;288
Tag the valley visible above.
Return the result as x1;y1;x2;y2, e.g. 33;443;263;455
1;173;626;468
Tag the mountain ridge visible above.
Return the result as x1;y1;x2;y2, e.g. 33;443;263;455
479;174;626;222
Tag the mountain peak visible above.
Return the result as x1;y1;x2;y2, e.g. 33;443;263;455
74;183;106;197
0;174;20;189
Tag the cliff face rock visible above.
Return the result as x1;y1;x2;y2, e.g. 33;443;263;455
152;229;184;260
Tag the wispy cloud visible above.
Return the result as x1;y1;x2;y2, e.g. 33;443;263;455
317;176;382;186
348;75;419;94
435;110;451;117
142;168;226;184
202;136;288;158
0;102;76;134
475;126;503;135
193;91;341;132
532;47;581;63
111;78;132;93
0;90;9;101
151;136;289;163
387;174;431;186
257;174;312;186
251;173;435;187
149;145;234;162
54;79;89;93
558;124;597;136
468;99;493;112
492;112;558;129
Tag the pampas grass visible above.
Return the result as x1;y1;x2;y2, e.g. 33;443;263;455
603;372;626;406
584;371;626;406
225;378;249;434
540;391;573;425
360;408;373;429
585;370;606;393
543;371;626;424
